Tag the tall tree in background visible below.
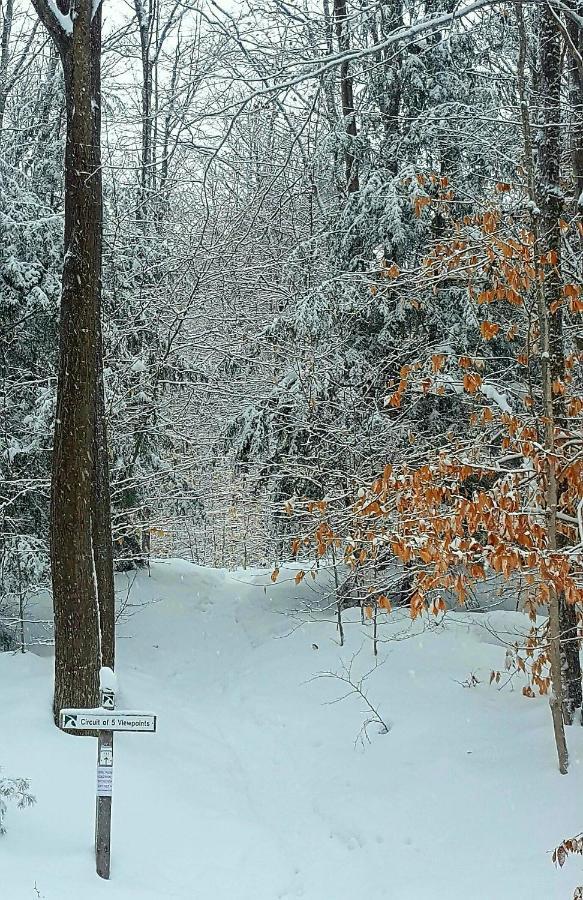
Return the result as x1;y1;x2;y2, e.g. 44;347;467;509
537;0;582;726
31;0;114;715
333;0;359;194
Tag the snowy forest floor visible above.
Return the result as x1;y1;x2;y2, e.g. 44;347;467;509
2;558;583;899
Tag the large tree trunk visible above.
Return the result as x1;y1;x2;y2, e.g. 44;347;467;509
538;2;582;726
32;0;115;717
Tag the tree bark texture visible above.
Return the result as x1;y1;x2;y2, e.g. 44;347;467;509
31;0;115;716
333;0;359;193
538;2;582;725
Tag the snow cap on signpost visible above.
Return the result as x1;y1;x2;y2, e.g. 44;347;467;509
99;667;118;694
99;667;117;710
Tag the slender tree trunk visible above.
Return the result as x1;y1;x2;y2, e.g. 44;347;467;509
538;1;582;726
90;5;115;671
134;0;154;221
0;0;14;140
333;0;359;193
566;3;583;209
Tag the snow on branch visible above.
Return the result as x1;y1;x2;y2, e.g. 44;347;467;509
479;382;512;414
44;0;73;35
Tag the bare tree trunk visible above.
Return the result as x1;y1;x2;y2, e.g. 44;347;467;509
538;2;582;727
90;9;115;671
333;0;359;193
134;0;154;220
516;0;569;769
0;0;14;139
32;0;114;717
566;2;583;209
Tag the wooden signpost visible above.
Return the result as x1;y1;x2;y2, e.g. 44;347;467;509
60;676;156;880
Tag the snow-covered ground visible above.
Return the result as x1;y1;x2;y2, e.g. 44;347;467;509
2;559;583;899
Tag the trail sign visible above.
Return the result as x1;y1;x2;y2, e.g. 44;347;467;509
60;672;156;881
60;711;157;732
101;688;115;710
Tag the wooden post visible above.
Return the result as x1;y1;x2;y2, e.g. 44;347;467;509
59;692;156;879
96;687;115;879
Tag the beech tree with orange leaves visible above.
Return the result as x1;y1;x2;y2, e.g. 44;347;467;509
287;0;583;775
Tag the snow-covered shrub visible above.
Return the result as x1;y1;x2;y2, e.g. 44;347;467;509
0;773;35;835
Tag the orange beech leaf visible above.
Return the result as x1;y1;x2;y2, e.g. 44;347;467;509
563;283;580;299
410;591;425;619
362;501;382;516
476;290;491;305
480;321;500;341
496;181;511;192
364;605;374;619
459;356;472;368
418;546;433;563
463;373;482;394
431;354;446;372
483;211;498;233
482;407;494;423
378;595;392;612
414;195;431;216
271;567;280;583
291;539;300;556
552;380;566;395
569;296;583;312
294;570;305;585
386;263;400;279
391;539;413;564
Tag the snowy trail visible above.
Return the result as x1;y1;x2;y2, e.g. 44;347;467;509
2;559;583;899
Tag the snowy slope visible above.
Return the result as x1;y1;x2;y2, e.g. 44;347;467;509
2;559;583;899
